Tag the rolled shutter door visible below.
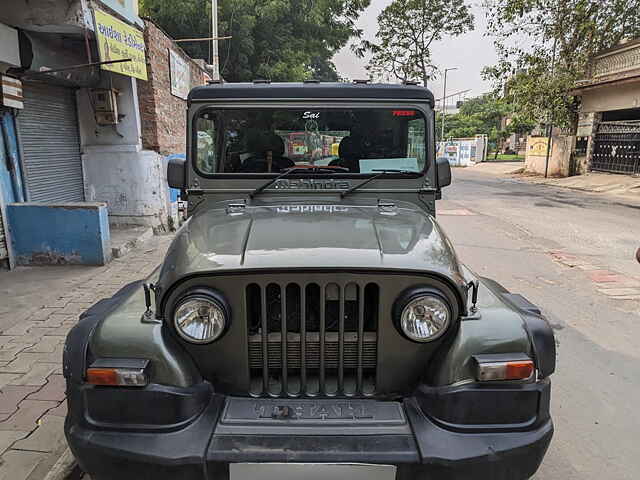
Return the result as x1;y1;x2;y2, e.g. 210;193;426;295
17;82;84;202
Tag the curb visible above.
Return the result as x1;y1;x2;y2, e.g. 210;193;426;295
111;227;154;259
42;448;79;480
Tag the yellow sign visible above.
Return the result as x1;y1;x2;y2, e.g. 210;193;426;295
93;8;147;80
527;137;550;156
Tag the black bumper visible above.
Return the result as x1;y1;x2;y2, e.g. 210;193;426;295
66;380;553;480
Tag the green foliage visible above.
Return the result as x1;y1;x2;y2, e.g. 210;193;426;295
356;0;474;85
483;0;640;129
140;0;370;82
437;93;514;144
505;113;536;135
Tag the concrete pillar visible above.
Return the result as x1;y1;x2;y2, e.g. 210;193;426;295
78;74;169;230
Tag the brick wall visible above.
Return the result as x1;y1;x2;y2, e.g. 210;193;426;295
137;19;210;155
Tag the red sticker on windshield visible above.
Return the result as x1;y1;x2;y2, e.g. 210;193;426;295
392;110;416;117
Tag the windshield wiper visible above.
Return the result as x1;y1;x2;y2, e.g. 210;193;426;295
249;166;343;198
340;169;415;198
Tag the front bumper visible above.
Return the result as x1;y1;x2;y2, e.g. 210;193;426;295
66;379;553;480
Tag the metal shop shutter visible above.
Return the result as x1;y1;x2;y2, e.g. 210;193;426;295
17;82;84;202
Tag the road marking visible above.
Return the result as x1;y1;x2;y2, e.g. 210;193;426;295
549;251;640;302
587;270;628;283
598;287;640;297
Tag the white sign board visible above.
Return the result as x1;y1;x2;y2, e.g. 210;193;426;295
0;23;20;68
1;75;23;109
169;49;190;100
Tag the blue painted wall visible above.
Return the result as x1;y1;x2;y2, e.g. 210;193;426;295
7;203;112;265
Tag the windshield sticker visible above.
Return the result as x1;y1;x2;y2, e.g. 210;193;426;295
392;110;416;117
302;111;320;119
359;158;419;173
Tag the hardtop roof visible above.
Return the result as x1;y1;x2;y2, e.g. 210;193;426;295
188;82;435;105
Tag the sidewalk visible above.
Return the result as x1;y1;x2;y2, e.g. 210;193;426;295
0;235;172;480
470;161;640;204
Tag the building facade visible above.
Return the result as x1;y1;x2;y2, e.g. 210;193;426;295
0;0;209;268
572;38;640;176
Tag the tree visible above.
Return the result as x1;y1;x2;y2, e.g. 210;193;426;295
437;93;511;145
483;0;640;130
356;0;474;85
140;0;370;82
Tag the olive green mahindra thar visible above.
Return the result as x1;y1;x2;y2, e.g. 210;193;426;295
64;82;556;480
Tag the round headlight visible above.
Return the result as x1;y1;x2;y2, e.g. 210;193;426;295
400;294;451;342
174;295;227;344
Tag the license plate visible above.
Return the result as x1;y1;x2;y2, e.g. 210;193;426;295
230;463;397;480
220;398;406;425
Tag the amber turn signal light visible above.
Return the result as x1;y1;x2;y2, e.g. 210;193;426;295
86;368;119;386
474;354;535;381
505;361;535;380
86;359;149;387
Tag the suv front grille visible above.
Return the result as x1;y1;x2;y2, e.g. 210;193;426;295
246;281;379;397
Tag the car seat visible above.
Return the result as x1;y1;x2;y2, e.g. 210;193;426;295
240;133;295;172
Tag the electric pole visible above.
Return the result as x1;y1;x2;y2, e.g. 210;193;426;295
211;0;220;80
440;67;458;141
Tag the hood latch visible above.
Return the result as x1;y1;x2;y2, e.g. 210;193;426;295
377;200;397;215
226;202;247;215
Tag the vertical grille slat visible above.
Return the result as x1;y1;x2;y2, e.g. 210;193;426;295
247;279;378;397
260;286;269;393
280;283;287;396
357;284;365;395
319;284;326;395
300;287;307;395
338;285;345;395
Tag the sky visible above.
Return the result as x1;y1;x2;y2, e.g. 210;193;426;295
332;1;498;104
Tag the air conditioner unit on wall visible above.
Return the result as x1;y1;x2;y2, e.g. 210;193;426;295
91;88;119;125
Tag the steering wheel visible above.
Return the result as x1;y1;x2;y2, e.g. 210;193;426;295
240;156;295;173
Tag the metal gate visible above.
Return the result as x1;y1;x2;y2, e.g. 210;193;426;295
17;82;84;202
592;121;640;175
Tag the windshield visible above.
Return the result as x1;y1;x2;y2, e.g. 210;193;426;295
194;107;427;175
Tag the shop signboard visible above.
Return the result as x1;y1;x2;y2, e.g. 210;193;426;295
93;8;147;80
169;49;190;100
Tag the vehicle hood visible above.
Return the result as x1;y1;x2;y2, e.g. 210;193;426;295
158;201;465;289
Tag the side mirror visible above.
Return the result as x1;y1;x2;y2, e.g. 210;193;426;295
167;157;186;189
436;156;452;189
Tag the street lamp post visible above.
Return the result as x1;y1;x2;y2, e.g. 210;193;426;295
441;67;459;141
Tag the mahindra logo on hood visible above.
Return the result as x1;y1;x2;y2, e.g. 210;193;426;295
274;179;351;190
276;205;350;213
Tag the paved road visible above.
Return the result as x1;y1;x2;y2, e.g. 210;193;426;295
438;167;640;480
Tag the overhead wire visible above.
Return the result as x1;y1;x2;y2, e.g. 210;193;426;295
220;0;238;76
